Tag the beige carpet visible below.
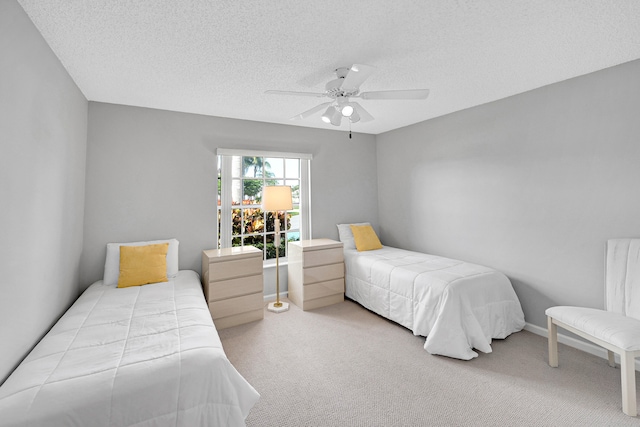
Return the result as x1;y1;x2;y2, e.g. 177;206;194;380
218;299;640;426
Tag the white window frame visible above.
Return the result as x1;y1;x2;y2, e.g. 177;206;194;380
216;148;312;263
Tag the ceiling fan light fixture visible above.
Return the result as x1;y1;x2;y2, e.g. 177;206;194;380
349;108;360;123
330;108;342;126
341;104;354;117
321;106;336;123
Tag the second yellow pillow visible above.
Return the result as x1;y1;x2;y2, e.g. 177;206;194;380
350;224;383;252
118;243;169;288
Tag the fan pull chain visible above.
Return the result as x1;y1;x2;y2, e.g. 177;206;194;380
349;120;352;139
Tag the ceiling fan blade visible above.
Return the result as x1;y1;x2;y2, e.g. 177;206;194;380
290;102;332;121
359;89;430;100
351;102;374;122
340;64;376;91
265;90;326;98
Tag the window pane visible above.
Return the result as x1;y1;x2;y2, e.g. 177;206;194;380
286;231;300;243
264;179;284;189
232;208;242;235
285;158;299;179
286;180;300;205
265;157;283;179
264;211;275;233
243;235;263;248
243;208;264;234
231;155;242;178
265;233;275;260
288;210;300;231
243;156;266;178
217;209;222;248
232;179;242;205
243;179;262;203
217;155;222;203
279;238;286;258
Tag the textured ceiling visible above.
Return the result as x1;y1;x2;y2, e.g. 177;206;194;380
17;1;640;135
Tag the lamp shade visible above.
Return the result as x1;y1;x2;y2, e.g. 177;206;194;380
263;186;293;211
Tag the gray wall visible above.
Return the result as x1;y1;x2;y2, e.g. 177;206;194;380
6;0;637;385
376;59;640;329
82;102;378;296
0;1;88;384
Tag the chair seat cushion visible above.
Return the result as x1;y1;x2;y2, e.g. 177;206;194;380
546;306;640;351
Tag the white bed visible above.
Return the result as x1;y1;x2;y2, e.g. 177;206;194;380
0;270;259;426
344;246;525;360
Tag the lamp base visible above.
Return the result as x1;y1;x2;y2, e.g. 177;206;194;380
267;301;290;313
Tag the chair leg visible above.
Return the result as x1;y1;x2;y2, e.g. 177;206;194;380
620;351;637;417
608;350;616;368
547;316;558;367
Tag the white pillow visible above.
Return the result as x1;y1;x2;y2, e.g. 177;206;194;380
336;223;370;250
103;238;179;286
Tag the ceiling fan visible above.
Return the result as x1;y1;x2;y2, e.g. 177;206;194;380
265;64;429;126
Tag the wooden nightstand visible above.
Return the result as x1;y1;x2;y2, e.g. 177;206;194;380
201;246;264;329
287;239;344;311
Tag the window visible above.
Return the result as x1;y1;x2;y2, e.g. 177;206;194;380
217;149;311;262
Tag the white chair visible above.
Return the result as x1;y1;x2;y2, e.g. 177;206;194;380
546;238;640;417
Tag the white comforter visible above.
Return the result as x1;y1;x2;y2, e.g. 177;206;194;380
345;247;525;360
0;270;259;426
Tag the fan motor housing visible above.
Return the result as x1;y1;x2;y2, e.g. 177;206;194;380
325;78;358;98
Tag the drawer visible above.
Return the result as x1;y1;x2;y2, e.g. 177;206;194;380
303;278;344;301
204;274;263;302
303;262;344;284
209;257;262;281
209;292;263;319
301;294;344;311
213;309;263;330
303;247;343;268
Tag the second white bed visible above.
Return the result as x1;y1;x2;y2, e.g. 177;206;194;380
344;246;525;360
0;270;259;427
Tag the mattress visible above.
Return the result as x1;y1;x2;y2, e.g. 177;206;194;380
0;270;259;427
344;246;525;360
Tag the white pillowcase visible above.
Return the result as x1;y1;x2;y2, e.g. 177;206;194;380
103;238;179;286
336;223;370;250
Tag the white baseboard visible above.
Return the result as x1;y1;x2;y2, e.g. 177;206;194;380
524;322;640;371
264;291;288;302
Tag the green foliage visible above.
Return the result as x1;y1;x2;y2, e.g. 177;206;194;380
218;155;299;258
249;240;288;259
231;208;294;259
242;157;277;198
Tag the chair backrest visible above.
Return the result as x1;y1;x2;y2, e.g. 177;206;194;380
606;238;640;320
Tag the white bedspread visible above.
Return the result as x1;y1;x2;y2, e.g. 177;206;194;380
0;270;259;427
344;247;525;360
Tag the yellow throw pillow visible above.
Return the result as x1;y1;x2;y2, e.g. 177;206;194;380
350;224;383;252
117;243;169;288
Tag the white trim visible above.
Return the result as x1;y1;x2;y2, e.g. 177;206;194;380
524;322;640;371
219;155;233;248
217;151;311;257
212;155;219;245
300;159;311;239
264;291;289;302
217;148;313;160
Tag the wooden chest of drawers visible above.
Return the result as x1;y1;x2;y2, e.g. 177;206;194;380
201;246;264;329
287;239;344;311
